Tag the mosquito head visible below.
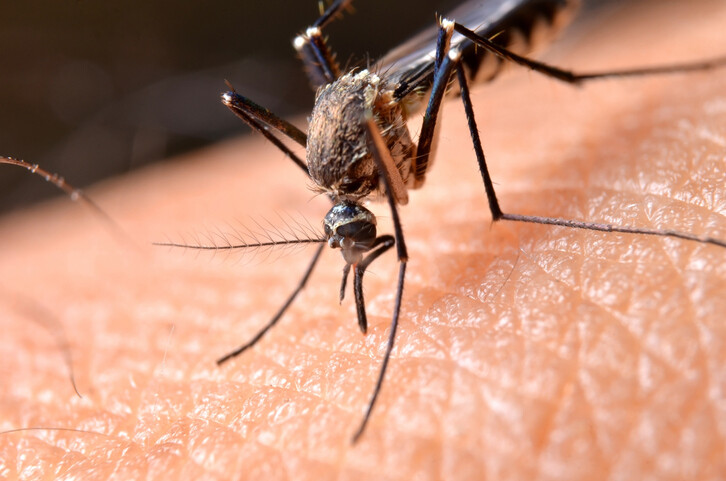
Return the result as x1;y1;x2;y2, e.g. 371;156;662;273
323;201;377;264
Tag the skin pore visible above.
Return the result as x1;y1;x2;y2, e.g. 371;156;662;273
1;0;725;479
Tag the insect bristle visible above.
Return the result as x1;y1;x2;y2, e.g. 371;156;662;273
153;213;326;265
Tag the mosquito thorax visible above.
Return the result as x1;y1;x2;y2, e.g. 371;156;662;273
306;69;415;201
306;70;382;200
323;201;377;264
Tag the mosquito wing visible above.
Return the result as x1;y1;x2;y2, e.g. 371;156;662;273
376;0;579;108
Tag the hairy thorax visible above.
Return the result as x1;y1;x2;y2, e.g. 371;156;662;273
306;70;416;202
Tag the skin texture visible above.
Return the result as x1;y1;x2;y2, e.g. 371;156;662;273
1;1;725;479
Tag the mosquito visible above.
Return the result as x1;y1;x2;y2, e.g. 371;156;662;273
152;0;726;443
4;0;726;444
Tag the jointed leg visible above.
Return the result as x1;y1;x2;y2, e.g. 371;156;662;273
351;118;409;443
346;18;460;443
222;90;309;175
217;3;359;370
413;17;726;249
411;18;726;186
452;22;726;86
217;243;326;365
293;0;353;89
413;19;456;186
222;1;360;172
166;108;315;368
452;51;726;248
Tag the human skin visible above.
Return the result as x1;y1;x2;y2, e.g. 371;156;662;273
1;1;726;480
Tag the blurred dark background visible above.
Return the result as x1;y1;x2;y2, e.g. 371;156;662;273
0;0;613;213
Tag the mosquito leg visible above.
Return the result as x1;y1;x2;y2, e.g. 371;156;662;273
413;18;456;187
452;63;503;221
452;23;726;85
221;6;352;364
352;235;396;334
349;119;409;443
340;263;351;303
311;0;354;29
414;17;726;187
216;243;326;365
222;92;307;175
352;258;406;444
224;3;357;172
293;0;353;89
452;51;726;249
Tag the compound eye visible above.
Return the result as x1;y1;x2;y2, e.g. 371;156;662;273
337;220;376;250
322;201;377;263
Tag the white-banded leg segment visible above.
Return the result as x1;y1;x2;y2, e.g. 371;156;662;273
221;90;308;175
293;0;353;89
